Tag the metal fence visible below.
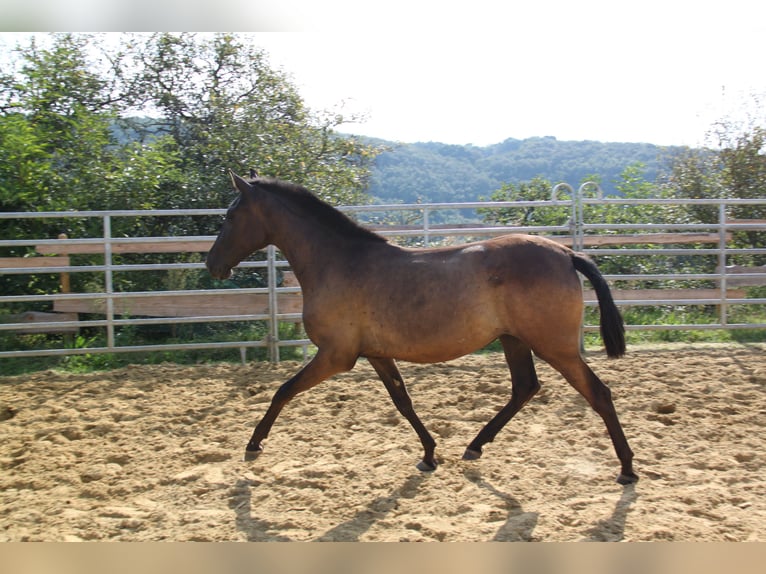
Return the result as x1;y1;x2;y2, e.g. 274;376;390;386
2;185;765;362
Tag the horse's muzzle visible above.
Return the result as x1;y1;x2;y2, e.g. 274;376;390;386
206;262;232;280
212;269;232;280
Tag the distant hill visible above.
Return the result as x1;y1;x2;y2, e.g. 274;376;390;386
367;136;681;204
111;119;682;204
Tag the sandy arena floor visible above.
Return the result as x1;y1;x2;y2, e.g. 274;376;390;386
1;343;764;541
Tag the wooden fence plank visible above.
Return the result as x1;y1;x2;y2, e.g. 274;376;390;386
53;292;304;319
583;288;746;302
2;311;79;334
727;218;766;225
578;232;729;246
725;265;766;287
36;240;213;255
0;256;70;268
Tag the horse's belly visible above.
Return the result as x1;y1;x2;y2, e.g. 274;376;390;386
359;306;502;363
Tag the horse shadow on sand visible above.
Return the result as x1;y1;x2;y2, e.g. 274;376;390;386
230;468;538;542
314;474;425;542
228;479;293;542
229;468;636;542
581;483;638;541
461;468;638;542
228;473;426;542
461;467;539;542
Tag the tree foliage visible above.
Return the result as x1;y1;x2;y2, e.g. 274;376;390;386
661;103;766;260
0;33;383;227
0;33;384;301
478;176;571;230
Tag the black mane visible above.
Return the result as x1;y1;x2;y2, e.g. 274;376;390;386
252;177;388;244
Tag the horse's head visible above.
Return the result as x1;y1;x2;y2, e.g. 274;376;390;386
206;171;270;280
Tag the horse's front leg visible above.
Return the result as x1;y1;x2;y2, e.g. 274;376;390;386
245;349;354;460
367;357;438;471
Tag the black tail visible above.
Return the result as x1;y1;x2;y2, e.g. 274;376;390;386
571;253;626;358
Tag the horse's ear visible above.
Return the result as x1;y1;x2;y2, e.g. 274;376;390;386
229;170;254;195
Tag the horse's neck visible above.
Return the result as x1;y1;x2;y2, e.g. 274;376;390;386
266;204;355;289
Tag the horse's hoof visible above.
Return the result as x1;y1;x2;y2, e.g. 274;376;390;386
243;448;263;462
616;472;639;485
462;448;482;461
416;459;437;472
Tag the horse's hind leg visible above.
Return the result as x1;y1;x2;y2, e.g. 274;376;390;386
545;352;638;484
367;357;438;471
464;335;540;461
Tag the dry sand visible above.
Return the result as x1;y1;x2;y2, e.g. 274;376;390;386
1;344;764;541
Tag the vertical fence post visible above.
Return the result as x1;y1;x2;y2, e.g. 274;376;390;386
423;206;431;247
575;182;603;254
551;183;579;248
552;183;585;350
57;233;74;347
719;202;729;327
266;245;280;363
572;184;583;253
103;215;115;350
57;233;71;295
575;185;586;352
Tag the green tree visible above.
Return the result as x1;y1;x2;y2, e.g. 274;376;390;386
2;33;383;217
662;100;766;263
1;34;108;214
1;32;384;301
129;33;379;214
0;113;53;213
478;176;572;230
584;163;700;281
0;33;187;267
585;162;689;229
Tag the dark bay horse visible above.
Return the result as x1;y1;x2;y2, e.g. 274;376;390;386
206;172;638;485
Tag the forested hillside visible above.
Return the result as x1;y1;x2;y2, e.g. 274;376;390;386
368;136;679;203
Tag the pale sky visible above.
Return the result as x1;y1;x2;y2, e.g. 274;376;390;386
251;5;766;147
2;2;765;148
